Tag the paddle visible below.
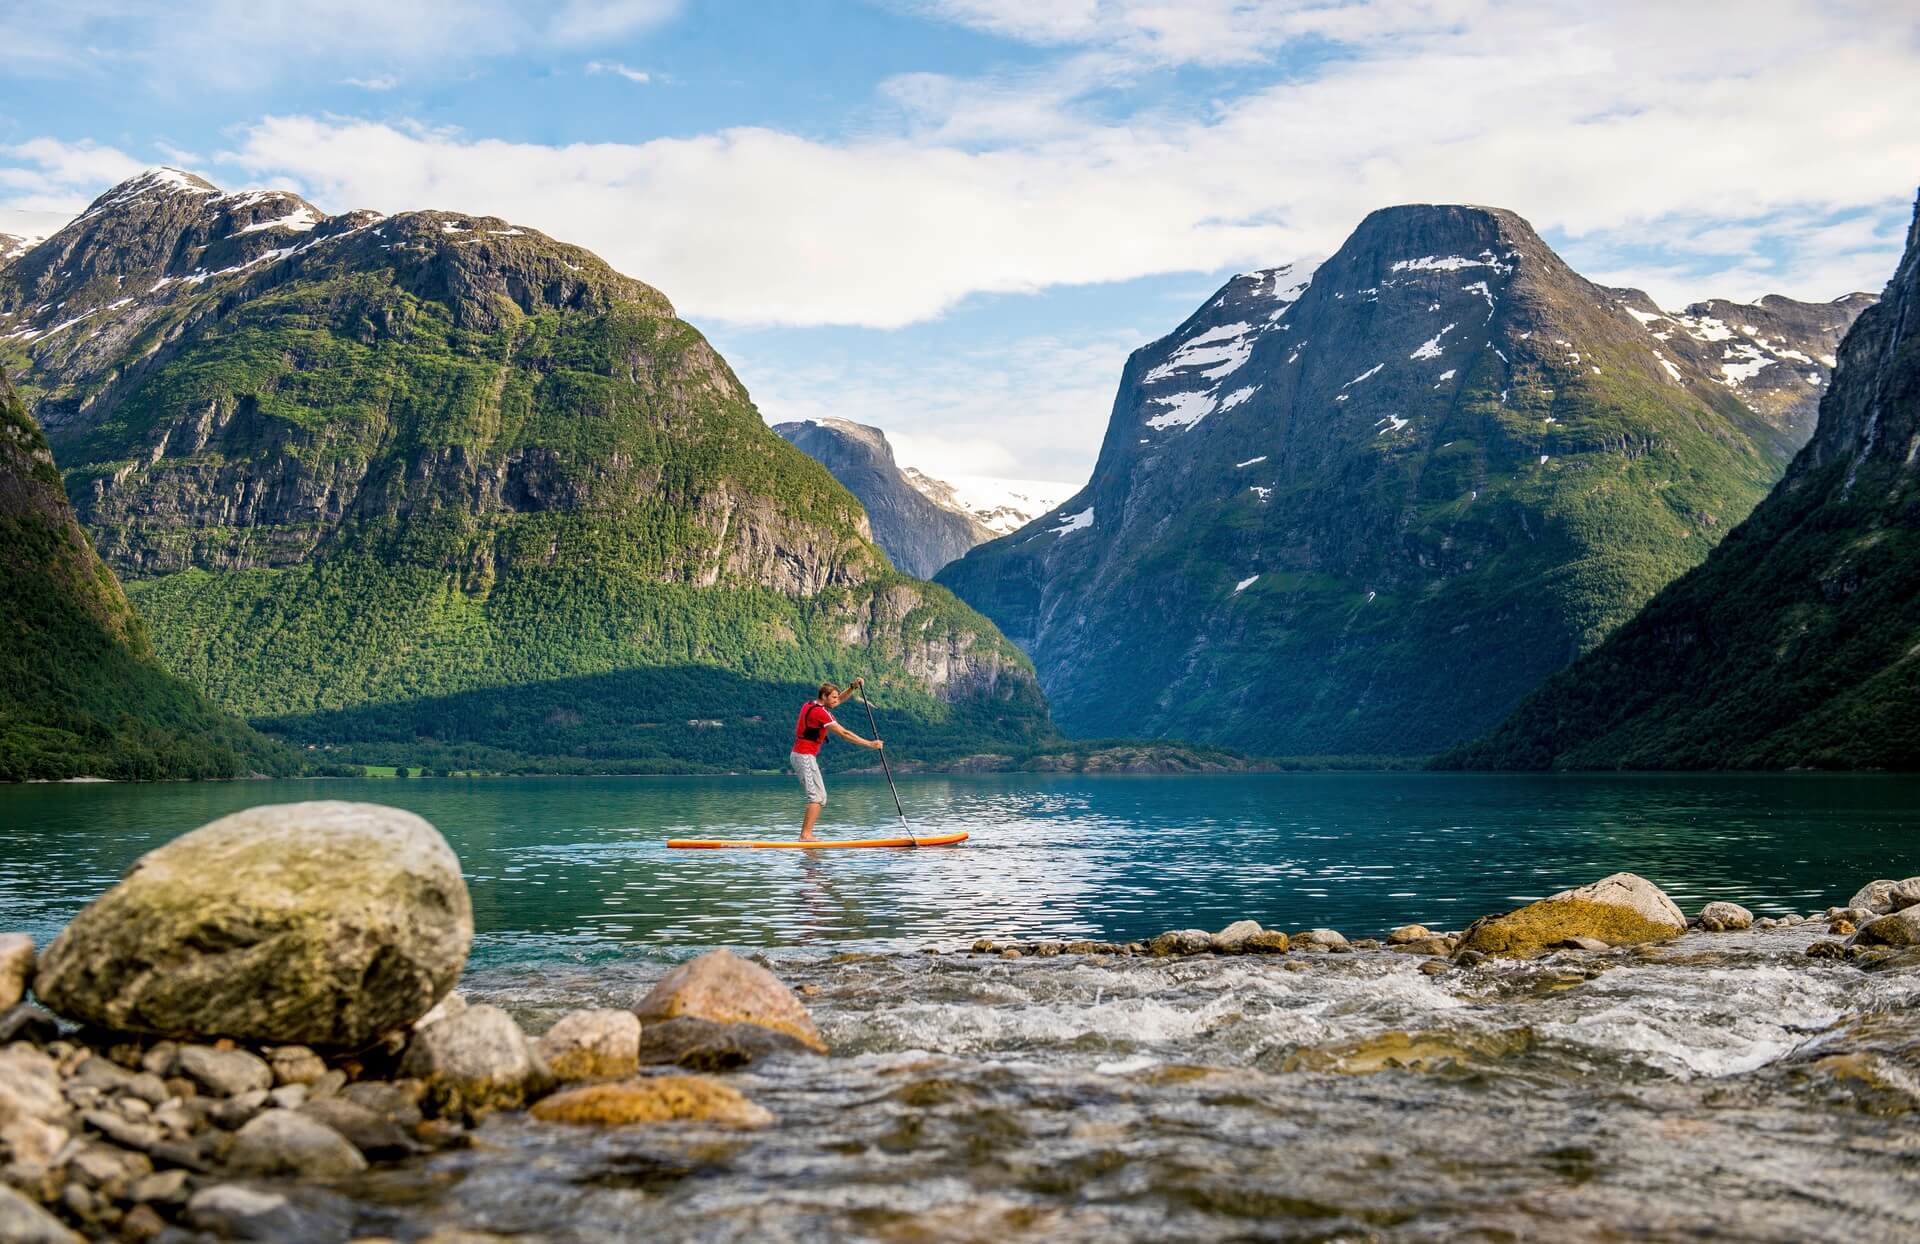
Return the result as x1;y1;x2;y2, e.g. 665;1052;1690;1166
856;681;918;847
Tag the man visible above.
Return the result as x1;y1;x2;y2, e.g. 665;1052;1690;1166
791;677;884;840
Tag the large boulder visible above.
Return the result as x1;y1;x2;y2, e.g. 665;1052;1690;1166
399;1004;549;1117
1457;873;1685;959
34;802;472;1046
1848;908;1920;949
634;950;826;1054
536;1009;641;1082
0;935;32;1011
529;1076;774;1128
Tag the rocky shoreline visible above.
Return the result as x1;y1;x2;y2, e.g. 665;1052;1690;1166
2;802;1917;1243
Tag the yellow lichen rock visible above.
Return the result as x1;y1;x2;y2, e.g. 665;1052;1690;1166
634;949;826;1053
529;1076;773;1128
1457;872;1685;959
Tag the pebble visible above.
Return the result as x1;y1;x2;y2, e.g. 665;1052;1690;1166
175;1046;273;1099
227;1109;368;1179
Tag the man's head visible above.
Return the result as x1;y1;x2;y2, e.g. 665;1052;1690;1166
817;682;841;708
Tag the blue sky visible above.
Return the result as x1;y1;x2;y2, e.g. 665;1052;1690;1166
4;0;1916;485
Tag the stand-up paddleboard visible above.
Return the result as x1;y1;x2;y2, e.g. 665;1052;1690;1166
666;831;967;850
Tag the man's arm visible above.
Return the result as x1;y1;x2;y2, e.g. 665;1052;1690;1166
827;722;883;749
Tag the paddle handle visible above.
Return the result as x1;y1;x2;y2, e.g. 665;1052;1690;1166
858;683;916;846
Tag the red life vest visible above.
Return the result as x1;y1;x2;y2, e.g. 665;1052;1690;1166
792;700;834;756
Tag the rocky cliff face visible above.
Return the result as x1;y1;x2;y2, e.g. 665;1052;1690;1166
775;417;992;577
938;206;1872;757
0;367;282;779
1;170;1051;768
1450;193;1920;770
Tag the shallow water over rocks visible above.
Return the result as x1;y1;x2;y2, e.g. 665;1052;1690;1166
317;924;1920;1242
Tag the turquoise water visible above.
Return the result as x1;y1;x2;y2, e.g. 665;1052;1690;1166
5;772;1916;959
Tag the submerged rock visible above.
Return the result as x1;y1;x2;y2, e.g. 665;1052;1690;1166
529;1076;774;1128
34;802;473;1046
1848;908;1920;949
638;1016;820;1071
399;1003;549;1117
0;934;33;1012
1698;902;1755;932
1457;873;1685;959
634;950;826;1054
536;1009;641;1082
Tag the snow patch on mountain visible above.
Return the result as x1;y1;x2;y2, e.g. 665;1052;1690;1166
901;469;1077;536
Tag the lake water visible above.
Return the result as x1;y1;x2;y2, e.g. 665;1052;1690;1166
3;771;1920;956
4;772;1917;958
7;773;1920;1241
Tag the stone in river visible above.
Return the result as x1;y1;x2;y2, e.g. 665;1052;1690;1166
0;934;33;1012
638;1016;820;1071
0;1185;83;1244
529;1076;774;1128
399;1003;550;1117
1149;929;1213;956
0;1045;68;1128
1698;902;1754;932
298;1097;419;1160
1457;873;1685;959
226;1109;367;1178
1243;930;1291;954
187;1182;355;1243
1292;929;1350;952
1848;908;1920;949
1210;920;1264;953
1390;936;1457;956
634;949;827;1053
1846;878;1920;915
174;1046;273;1098
1387;924;1432;945
34;802;472;1046
536;1009;641;1082
267;1046;327;1087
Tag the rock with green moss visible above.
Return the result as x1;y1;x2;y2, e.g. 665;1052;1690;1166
1848;908;1920;949
1457;872;1685;959
34;801;471;1045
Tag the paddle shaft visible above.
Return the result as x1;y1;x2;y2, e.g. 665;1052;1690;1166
857;685;917;846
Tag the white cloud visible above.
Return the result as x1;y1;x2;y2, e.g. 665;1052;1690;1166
344;74;400;91
191;0;1919;328
586;60;652;84
0;139;147;214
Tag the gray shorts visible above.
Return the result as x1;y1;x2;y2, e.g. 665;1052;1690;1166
791;751;826;805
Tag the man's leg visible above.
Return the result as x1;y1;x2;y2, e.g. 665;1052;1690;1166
801;801;823;841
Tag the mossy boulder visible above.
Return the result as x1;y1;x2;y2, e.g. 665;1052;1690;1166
1457;872;1685;959
1848;908;1920;949
35;802;472;1045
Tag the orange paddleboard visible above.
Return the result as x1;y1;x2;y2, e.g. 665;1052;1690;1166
666;831;968;850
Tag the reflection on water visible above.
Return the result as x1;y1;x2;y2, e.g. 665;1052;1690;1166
4;773;1918;963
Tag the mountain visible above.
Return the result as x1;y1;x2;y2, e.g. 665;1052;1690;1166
900;469;1078;537
937;212;1872;758
1446;194;1920;771
774;417;992;578
0;367;288;780
0;169;1052;773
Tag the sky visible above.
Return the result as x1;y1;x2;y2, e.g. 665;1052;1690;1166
3;0;1916;488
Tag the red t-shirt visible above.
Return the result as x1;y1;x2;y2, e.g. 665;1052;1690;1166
792;701;835;755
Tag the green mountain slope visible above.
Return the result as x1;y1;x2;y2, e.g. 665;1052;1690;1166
1444;193;1920;771
2;170;1051;771
937;208;1869;757
0;368;290;780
